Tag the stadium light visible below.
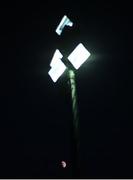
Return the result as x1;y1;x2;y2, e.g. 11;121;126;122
68;43;91;69
48;15;92;176
48;49;66;82
50;49;63;67
55;15;73;36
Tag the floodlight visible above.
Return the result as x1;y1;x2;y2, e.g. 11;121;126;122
50;49;63;67
48;59;67;83
67;43;91;69
55;15;73;36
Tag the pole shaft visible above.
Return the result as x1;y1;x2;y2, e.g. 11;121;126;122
68;69;80;176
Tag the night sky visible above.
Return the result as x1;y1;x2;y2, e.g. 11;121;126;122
1;0;133;178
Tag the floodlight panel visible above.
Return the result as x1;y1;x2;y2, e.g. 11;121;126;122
50;49;63;67
68;43;91;69
64;16;73;27
55;15;73;35
48;60;66;82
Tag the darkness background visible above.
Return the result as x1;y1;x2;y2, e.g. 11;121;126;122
1;0;133;178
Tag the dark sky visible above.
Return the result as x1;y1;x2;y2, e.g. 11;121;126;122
1;0;133;178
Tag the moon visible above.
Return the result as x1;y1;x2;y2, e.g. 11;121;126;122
61;161;66;168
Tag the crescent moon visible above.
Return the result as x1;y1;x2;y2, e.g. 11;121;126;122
61;161;66;168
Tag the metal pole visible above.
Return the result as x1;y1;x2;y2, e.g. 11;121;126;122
68;69;80;177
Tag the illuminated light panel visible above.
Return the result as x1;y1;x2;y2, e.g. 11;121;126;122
68;43;91;69
50;49;63;67
48;59;66;83
55;15;73;36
